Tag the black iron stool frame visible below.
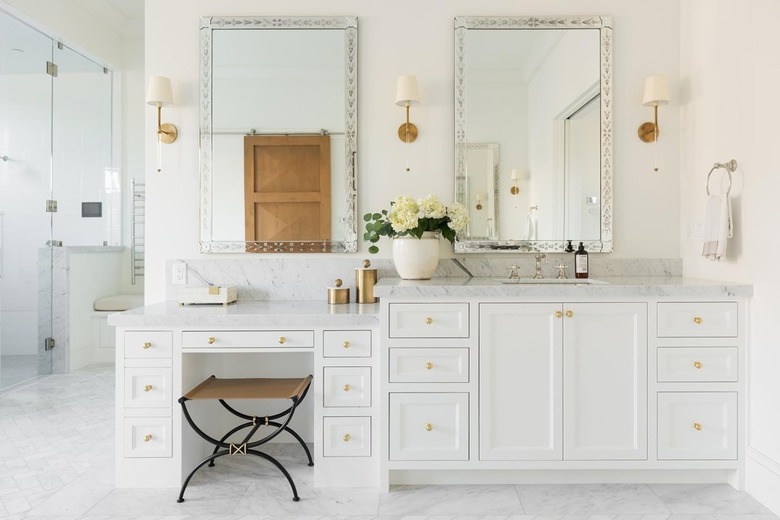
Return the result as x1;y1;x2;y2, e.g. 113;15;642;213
177;375;314;503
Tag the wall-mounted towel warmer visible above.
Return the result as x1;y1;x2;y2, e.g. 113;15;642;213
131;178;145;285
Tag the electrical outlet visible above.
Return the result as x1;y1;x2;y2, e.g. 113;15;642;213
172;262;187;285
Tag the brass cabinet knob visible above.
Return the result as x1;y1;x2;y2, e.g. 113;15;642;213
143;384;153;392
693;422;702;431
425;317;433;325
425;423;433;432
142;342;152;349
425;362;434;370
278;337;286;344
343;433;351;442
566;310;574;318
343;384;351;392
555;311;563;318
143;434;153;442
693;316;703;324
207;337;215;344
693;361;703;369
343;340;351;348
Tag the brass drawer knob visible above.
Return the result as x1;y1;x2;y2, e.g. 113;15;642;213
142;342;152;349
693;361;703;369
566;310;574;318
425;317;433;325
693;422;702;431
343;340;351;348
343;384;351;392
143;434;153;442
278;337;286;344
693;316;703;324
425;423;433;432
143;384;153;392
343;433;351;442
425;362;434;370
555;311;563;318
207;337;215;344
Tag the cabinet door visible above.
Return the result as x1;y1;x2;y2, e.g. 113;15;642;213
563;302;648;460
479;303;562;460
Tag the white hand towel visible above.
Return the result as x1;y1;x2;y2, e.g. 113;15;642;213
701;194;732;261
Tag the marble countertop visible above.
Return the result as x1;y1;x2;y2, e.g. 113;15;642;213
374;276;753;299
108;301;379;328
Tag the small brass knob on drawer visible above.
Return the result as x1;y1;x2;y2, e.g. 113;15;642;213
143;384;153;392
693;361;703;369
425;317;433;325
566;310;574;318
555;311;563;318
278;337;286;344
343;433;351;442
693;422;702;431
142;342;152;349
425;423;433;432
343;341;351;348
693;316;703;324
207;337;215;344
143;434;153;442
425;362;434;370
343;384;351;392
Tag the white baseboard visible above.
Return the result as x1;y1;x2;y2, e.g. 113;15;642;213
747;447;780;516
389;469;731;485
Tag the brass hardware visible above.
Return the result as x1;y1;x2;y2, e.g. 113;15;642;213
425;423;433;432
328;279;350;304
398;120;419;143
278;336;286;344
693;422;702;431
693;361;703;369
208;337;216;344
229;443;247;455
143;434;152;442
425;362;434;370
142;342;152;349
355;260;377;304
158;121;178;144
555;311;563;318
638;120;659;143
343;341;351;348
143;384;153;392
566;310;574;318
343;433;352;442
510;184;520;195
343;384;351;392
425;317;433;325
693;316;703;324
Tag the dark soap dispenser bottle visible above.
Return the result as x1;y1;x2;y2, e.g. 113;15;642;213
574;242;589;279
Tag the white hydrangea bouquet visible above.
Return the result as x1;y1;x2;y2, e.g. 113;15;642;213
363;194;469;254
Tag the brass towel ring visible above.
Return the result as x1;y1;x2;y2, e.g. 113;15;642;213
705;159;737;196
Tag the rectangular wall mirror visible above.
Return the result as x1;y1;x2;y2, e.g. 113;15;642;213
454;16;612;253
199;16;358;253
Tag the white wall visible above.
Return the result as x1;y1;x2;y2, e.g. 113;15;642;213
144;0;682;303
680;0;780;514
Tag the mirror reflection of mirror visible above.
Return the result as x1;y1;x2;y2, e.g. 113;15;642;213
454;16;612;253
199;17;358;253
461;143;499;239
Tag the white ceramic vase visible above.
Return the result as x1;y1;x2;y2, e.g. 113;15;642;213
392;231;440;280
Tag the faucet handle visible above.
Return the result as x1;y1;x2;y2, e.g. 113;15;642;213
556;263;568;279
536;252;547;263
507;264;520;279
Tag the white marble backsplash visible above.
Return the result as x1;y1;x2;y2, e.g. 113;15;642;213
165;257;682;302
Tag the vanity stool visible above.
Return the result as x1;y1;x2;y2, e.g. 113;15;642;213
177;374;314;503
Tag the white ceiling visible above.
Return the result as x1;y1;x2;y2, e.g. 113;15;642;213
71;0;143;36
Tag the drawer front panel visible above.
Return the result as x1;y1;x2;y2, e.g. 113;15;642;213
657;392;737;460
124;368;173;408
124;417;173;458
389;393;469;461
323;330;372;358
658;347;738;382
389;348;469;383
183;330;314;349
124;331;173;359
323;416;371;457
389;303;469;338
657;302;738;338
323;366;371;407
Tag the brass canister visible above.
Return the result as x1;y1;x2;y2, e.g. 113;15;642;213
327;279;350;305
355;259;377;304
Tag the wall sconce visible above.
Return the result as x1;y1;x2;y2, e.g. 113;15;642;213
637;75;669;144
146;75;178;172
475;192;483;211
510;169;521;195
395;75;420;144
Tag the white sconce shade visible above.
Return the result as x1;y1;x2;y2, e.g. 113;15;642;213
510;169;521;181
395;75;420;106
146;75;175;107
642;75;669;107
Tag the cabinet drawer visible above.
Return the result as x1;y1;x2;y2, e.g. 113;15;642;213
657;302;738;338
124;417;172;458
389;393;469;461
658;347;738;382
124;368;173;408
323;330;372;358
658;392;737;460
389;348;469;383
389;303;469;338
124;331;173;359
323;366;371;407
182;330;314;349
323;416;371;457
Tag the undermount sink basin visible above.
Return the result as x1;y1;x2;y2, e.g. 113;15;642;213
498;278;607;285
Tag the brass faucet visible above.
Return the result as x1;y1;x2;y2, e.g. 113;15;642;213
534;253;546;279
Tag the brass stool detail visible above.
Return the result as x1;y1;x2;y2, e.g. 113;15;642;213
177;375;313;503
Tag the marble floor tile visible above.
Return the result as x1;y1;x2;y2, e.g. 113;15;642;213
649;485;774;515
377;485;524;516
515;484;671;515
